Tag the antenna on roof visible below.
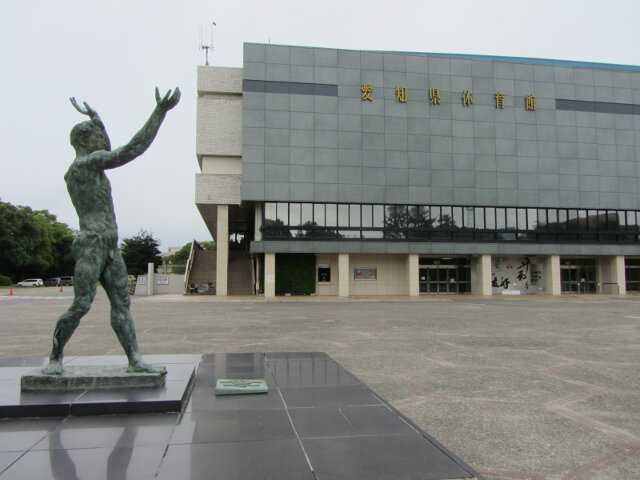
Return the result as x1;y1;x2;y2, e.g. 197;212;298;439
200;21;216;66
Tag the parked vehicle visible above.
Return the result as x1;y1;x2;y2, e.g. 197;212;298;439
60;276;74;286
17;278;44;287
44;277;61;287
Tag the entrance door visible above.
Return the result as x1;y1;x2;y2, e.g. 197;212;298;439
560;259;597;293
419;265;469;293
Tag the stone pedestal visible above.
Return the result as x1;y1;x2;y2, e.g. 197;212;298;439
21;365;167;391
2;355;198;418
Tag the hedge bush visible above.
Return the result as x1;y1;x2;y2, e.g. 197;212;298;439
0;275;12;286
275;254;316;295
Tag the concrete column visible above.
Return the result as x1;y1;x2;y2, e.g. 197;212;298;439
597;256;626;295
147;262;154;296
407;254;419;296
616;256;627;295
545;255;561;295
254;203;262;242
255;255;261;294
264;253;275;298
338;253;350;297
216;204;229;296
475;254;492;296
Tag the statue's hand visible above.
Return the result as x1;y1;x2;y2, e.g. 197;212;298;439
70;97;99;118
155;87;181;112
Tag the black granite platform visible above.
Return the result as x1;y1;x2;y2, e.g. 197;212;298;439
0;353;479;479
0;355;198;417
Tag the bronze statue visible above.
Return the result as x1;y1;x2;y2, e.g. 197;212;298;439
41;87;180;375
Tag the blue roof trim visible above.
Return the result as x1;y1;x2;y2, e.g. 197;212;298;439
248;43;640;72
386;50;640;72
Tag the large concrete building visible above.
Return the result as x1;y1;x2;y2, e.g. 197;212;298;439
195;43;640;297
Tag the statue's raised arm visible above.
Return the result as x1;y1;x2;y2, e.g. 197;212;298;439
155;87;181;112
74;87;180;170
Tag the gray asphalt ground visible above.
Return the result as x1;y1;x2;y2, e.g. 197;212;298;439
1;286;639;480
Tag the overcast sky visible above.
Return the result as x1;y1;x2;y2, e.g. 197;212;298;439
2;0;640;252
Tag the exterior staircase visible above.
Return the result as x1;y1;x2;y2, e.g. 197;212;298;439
228;251;254;295
187;248;217;294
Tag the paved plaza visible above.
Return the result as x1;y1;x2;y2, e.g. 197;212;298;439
1;287;639;479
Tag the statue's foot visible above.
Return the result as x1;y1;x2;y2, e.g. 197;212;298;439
41;359;63;375
127;359;166;374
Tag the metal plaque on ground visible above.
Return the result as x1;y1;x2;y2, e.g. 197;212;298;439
215;379;268;395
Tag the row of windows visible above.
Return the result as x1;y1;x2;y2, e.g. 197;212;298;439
262;202;640;243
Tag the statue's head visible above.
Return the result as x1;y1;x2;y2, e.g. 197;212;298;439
70;121;111;153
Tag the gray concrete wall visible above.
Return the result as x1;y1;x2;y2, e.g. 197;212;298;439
241;43;640;211
134;274;185;295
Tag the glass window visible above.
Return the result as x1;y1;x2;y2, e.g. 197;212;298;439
440;206;452;228
422;206;433;228
408;206;423;228
474;208;485;229
495;208;505;229
452;207;463;229
397;206;408;227
339;230;360;239
485;208;495;229
463;207;474;229
290;203;301;226
578;210;587;230
517;209;527;230
373;205;384;228
361;205;372;227
527;209;537;230
314;204;325;227
315;228;337;239
301;203;313;225
537;209;547;229
586;210;596;230
431;206;441;228
262;203;639;244
277;202;288;225
627;211;638;231
567;209;578;229
265;203;277;223
338;204;349;227
386;205;407;228
326;204;337;226
618;211;626;228
598;210;608;230
557;209;567;229
385;206;395;227
362;230;384;239
506;208;517;229
350;205;360;227
317;264;331;283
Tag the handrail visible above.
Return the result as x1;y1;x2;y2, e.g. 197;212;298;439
183;240;199;294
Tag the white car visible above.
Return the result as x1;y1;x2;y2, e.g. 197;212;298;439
17;278;44;287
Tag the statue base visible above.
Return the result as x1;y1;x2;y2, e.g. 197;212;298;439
21;365;167;391
0;355;198;417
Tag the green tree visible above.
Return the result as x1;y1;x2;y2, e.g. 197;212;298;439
39;211;76;277
166;240;216;274
171;242;192;266
200;241;216;251
120;230;162;276
0;201;76;280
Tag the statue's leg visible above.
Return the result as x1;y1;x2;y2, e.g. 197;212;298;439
101;249;164;373
42;253;100;375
